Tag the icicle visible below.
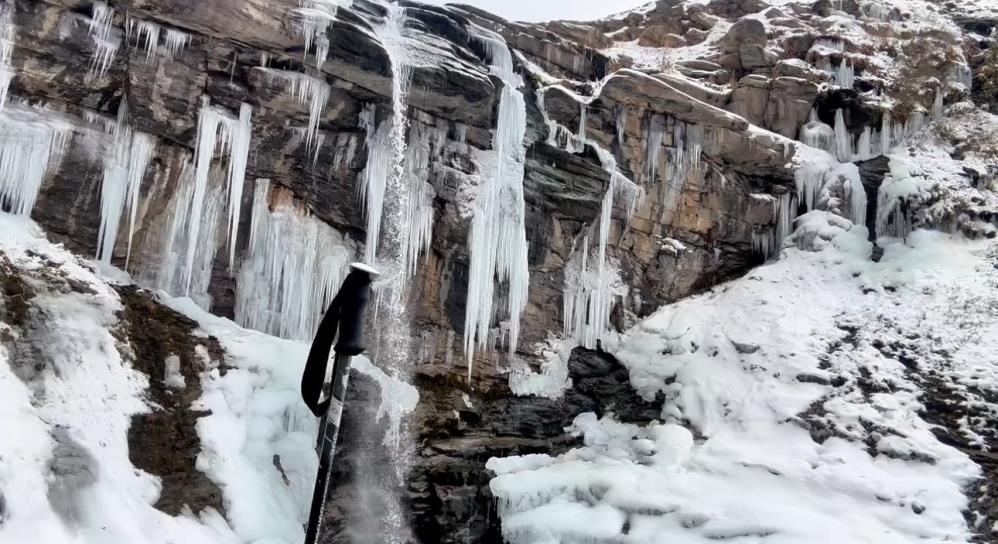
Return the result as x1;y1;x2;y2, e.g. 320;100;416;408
833;109;852;162
932;87;945;120
0;104;73;216
403;119;446;275
775;192;798;245
835;59;854;88
184;97;253;292
88;1;119;78
854;126;872;161
294;0;352;69
646;114;665;183
226;103;252;271
880;112;892;156
126;17;160;60
0;3;14;111
577;102;588;142
464;25;530;373
752;229;775;258
842;167;867;226
163;28;191;58
795;159;828;213
260;69;329;155
235;180;355;340
95;99;157;265
142;158;225;310
615;106;627;150
358;103;392;263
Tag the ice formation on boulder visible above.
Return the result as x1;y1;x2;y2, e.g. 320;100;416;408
235;180;355;340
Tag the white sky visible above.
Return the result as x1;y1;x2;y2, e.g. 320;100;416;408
418;0;651;23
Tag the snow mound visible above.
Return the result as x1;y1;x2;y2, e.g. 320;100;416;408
490;224;998;543
0;213;416;544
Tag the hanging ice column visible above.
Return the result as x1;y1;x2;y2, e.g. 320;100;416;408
0;3;15;110
185;97;252;290
0;104;74;216
464;26;530;373
294;0;353;69
125;16;191;60
260;69;329;154
235;180;355;340
94;99;156;264
88;1;119;77
143;98;251;307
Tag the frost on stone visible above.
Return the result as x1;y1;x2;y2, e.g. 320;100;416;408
463;25;531;374
0;103;74;216
87;1;119;78
235;179;355;341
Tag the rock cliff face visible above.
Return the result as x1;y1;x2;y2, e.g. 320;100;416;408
2;0;998;541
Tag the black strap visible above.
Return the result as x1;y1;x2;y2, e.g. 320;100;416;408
302;294;341;417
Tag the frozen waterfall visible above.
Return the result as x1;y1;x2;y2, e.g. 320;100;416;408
463;25;531;373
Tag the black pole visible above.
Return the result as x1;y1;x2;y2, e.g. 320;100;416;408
302;263;379;544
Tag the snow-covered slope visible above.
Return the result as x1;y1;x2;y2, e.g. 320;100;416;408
490;218;998;543
0;214;415;544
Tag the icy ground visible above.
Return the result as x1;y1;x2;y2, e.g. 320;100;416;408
0;213;412;544
490;218;998;543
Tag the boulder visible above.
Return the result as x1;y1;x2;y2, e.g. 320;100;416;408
639;27;689;48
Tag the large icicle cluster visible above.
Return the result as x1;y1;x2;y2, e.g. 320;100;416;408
235;179;355;340
87;1;119;78
464;25;530;373
0;3;14;111
537;82;656;349
125;16;191;60
403;116;447;275
94;99;156;265
260;69;329;154
358;103;393;264
150;96;253;303
141;159;225;310
293;0;353;69
0;104;73;216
